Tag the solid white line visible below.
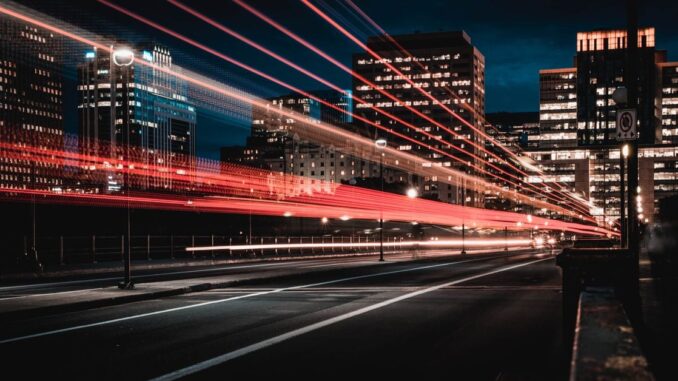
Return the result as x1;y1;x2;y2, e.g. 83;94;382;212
0;261;308;293
0;253;512;345
149;256;553;381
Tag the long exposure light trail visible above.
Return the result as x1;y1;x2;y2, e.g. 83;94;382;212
101;0;532;197
0;133;610;236
0;134;613;238
0;1;593;221
186;239;536;253
340;0;579;198
299;0;591;211
102;0;590;217
0;130;595;229
0;185;614;237
232;0;592;215
169;0;588;213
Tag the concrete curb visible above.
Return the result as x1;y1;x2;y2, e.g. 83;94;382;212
570;287;654;381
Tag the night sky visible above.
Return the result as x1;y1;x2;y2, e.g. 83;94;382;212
13;0;678;159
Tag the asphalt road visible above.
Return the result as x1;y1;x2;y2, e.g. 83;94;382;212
0;248;525;297
0;250;565;380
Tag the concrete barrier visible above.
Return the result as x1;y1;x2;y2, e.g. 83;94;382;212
570;287;654;381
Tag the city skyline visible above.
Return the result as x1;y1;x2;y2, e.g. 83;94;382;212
11;0;678;159
2;3;676;380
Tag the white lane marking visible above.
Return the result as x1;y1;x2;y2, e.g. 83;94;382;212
149;256;553;381
0;253;516;344
0;247;531;294
0;260;320;293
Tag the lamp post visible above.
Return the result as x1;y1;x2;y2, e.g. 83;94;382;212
620;144;629;247
114;47;135;290
375;138;387;262
461;180;467;255
625;0;640;258
27;160;42;272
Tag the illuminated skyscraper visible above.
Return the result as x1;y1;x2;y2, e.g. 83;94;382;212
659;62;678;144
0;15;64;191
78;44;196;191
536;28;664;150
532;27;678;224
353;31;485;205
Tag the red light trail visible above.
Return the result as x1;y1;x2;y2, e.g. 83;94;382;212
36;0;579;217
299;0;591;209
0;2;614;229
232;0;592;215
341;0;578;197
0;135;615;238
99;0;592;218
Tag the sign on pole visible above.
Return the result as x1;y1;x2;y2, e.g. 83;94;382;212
616;109;637;141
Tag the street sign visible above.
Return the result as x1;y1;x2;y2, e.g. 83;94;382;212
616;109;637;141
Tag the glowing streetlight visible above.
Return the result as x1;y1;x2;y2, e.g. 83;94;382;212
112;47;135;67
622;144;629;158
321;217;328;224
115;47;135;290
406;187;418;199
374;137;386;262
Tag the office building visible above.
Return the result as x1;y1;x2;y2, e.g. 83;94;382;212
222;91;412;190
532;28;678;224
353;31;485;205
0;16;64;191
78;44;196;191
660;62;678;144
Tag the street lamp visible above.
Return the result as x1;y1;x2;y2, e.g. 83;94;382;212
406;187;418;199
461;180;467;255
620;144;629;247
112;48;135;67
375;138;386;261
115;47;135;290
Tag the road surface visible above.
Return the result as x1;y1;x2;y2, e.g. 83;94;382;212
0;250;566;380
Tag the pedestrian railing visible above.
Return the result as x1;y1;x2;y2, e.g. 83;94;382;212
19;234;409;266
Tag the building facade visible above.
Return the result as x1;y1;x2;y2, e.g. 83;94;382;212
352;31;485;205
0;15;64;191
660;62;678;144
78;44;196;192
221;91;413;188
532;28;678;225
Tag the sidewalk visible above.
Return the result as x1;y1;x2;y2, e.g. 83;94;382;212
0;249;402;282
0;256;388;322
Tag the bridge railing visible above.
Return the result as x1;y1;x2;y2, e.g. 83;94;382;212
18;234;410;267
